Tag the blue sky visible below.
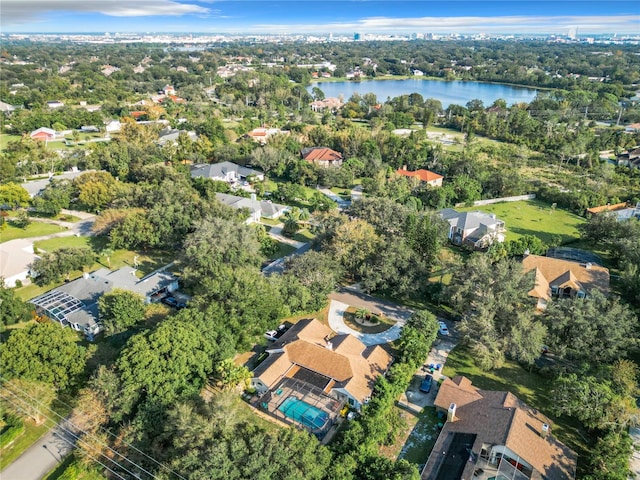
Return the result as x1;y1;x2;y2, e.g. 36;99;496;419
2;1;638;34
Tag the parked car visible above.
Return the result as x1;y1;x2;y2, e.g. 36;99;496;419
419;374;433;393
438;321;450;336
264;330;279;341
162;296;186;309
162;296;178;307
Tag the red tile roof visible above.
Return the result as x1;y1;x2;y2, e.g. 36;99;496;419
302;147;343;163
396;168;443;183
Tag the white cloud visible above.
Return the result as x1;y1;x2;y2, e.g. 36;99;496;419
252;14;640;34
2;0;210;25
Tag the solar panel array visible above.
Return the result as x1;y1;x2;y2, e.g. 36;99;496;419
31;290;84;323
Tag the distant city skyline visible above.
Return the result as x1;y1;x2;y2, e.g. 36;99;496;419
1;1;638;35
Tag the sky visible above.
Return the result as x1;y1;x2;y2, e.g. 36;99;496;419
1;0;639;35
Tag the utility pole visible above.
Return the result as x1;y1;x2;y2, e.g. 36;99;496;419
616;107;623;126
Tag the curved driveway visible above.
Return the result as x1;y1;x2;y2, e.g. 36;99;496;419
327;287;413;346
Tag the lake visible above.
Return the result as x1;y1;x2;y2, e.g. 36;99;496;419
309;78;538;108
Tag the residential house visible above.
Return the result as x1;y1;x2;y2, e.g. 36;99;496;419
0;101;17;113
30;266;179;340
301;147;343;167
251;318;392;414
310;97;343;112
246;127;284;144
396;167;444;187
157;128;198;146
190;162;264;184
29;127;57;141
624;122;640;133
522;254;609;309
163;85;176;95
21;169;91;198
439;208;506;248
412;69;424;76
422;376;577;480
586;202;640;221
104;120;122;133
215;193;289;223
616;147;640;169
46;100;64;109
0;239;38;288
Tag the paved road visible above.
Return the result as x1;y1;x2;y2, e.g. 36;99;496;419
329;287;414;322
1;423;76;480
262;242;312;275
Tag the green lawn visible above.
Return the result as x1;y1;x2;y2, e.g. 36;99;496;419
0;134;22;150
0;222;67;243
457;199;585;244
43;454;107;480
0;418;54;469
442;346;589;461
397;407;442;465
267;242;297;261
34;235;90;251
292;228;315;243
259;217;282;226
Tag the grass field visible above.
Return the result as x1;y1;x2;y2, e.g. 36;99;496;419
0;222;67;243
0;418;54;470
292;228;315;243
457;199;585;244
442;346;589;462
0;134;22;150
268;241;297;260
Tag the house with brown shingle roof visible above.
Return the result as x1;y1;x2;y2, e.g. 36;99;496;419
251;318;392;411
522;254;609;309
396;167;444;187
301;147;343;167
422;376;577;480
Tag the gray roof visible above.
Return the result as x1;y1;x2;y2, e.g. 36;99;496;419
439;208;502;230
157;129;197;145
30;266;177;336
21;170;95;197
215;192;288;218
190;161;262;180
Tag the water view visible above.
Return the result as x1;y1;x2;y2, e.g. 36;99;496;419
309;78;538;108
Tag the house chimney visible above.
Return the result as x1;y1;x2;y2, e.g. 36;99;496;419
326;341;333;351
585;262;592;270
447;403;457;422
402;165;407;170
250;193;257;201
541;423;549;438
523;249;530;257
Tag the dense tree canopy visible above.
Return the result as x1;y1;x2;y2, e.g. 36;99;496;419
0;322;88;390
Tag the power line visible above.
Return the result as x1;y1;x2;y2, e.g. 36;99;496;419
0;391;131;480
0;378;159;480
0;372;187;480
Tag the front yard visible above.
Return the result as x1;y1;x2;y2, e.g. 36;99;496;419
0;222;67;243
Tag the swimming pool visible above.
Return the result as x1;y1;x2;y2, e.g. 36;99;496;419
278;397;330;430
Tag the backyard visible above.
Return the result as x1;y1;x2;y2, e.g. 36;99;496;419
457;199;585;244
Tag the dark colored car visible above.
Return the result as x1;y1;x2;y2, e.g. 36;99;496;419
162;296;187;309
419;374;433;393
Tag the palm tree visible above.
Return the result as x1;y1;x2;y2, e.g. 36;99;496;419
355;308;370;322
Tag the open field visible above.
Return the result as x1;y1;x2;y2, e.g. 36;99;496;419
43;454;106;480
442;346;589;463
457;199;585;244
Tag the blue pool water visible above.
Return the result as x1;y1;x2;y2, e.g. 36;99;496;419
278;397;329;430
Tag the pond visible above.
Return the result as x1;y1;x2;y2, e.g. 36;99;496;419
308;78;538;108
